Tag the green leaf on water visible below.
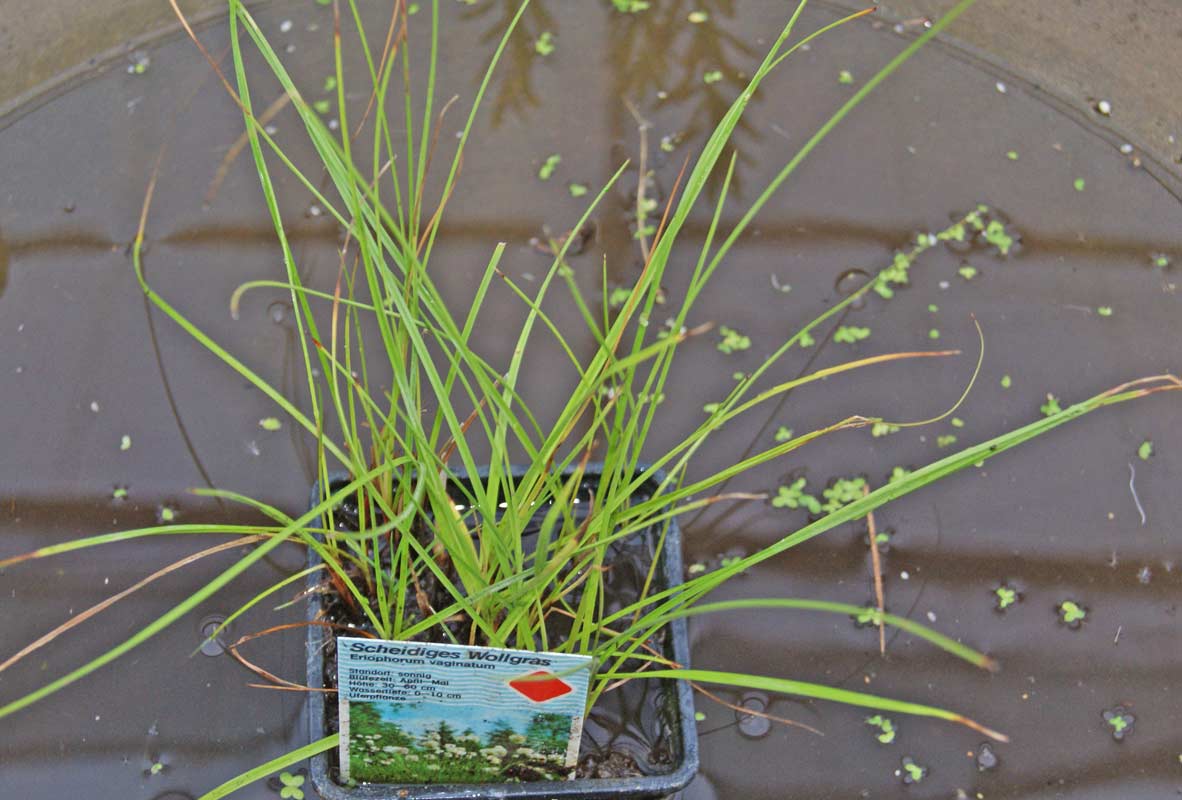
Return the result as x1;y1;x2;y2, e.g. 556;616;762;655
1040;394;1062;417
866;714;897;744
774;426;794;442
838;69;854;84
958;264;978;280
688;11;708;23
568;182;588;197
1006;150;1019;160
120;435;132;451
703;70;723;84
1059;600;1086;625
259;417;282;431
1074;177;1086;192
833;325;871;343
936;434;957;448
1000;374;1012;389
538;153;561;180
1096;306;1112;317
994;585;1017;610
984;219;1014;255
1138;440;1153;461
717;326;751;354
772;478;822;515
534;31;555;56
901;757;927;784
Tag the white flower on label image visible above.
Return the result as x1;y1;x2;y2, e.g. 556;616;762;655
406;755;419;762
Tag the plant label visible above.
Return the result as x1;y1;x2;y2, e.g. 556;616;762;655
336;637;593;784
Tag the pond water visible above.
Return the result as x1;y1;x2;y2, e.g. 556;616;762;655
1;1;1180;798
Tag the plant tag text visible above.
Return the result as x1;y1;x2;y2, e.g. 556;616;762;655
337;637;593;784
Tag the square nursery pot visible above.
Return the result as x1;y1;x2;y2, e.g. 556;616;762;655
304;465;699;799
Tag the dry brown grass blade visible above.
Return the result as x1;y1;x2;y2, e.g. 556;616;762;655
0;536;266;675
415;97;464;256
690;682;825;737
863;484;886;655
228;620;377;692
350;0;408;141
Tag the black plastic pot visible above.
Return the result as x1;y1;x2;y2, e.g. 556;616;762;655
305;465;699;799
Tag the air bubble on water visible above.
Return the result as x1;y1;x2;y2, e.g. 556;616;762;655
976;742;999;771
264;124;278;136
307;203;323;218
267;301;288;324
245;440;261;457
736;691;771;739
834;268;872;310
279;19;293;33
198;615;229;657
1137;566;1151;584
127;51;151;75
328;118;340;131
90;401;100;413
995;81;1007;94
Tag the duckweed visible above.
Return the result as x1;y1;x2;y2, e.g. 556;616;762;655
866;715;897;744
772;478;822;515
833;325;871;343
538;154;561;180
717;326;751;354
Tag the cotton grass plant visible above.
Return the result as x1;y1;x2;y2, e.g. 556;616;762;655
2;0;1179;796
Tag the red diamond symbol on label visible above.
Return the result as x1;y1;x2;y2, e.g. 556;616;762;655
509;671;573;703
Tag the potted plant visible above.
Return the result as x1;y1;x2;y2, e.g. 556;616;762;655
0;1;1177;799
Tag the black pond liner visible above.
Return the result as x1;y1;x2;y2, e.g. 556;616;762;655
305;464;699;800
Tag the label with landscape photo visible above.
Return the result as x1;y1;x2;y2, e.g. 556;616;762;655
337;637;593;784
